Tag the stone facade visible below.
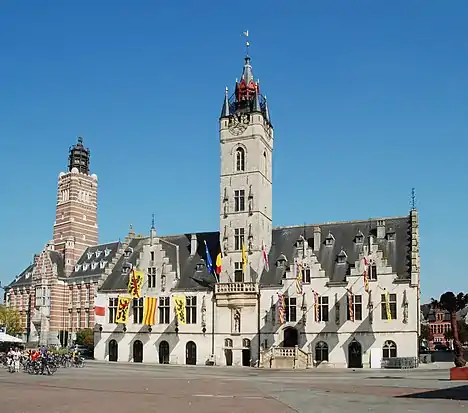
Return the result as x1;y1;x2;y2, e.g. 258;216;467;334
93;52;421;368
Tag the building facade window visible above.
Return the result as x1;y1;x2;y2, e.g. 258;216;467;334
148;267;157;288
368;264;378;280
381;293;397;320
234;262;243;282
318;296;329;322
315;341;329;362
108;298;118;323
302;266;311;283
159;297;170;324
234;190;245;212
186;296;197;324
285;296;297;322
234;228;245;250
235;147;245;172
347;294;363;321
382;340;397;358
133;298;144;324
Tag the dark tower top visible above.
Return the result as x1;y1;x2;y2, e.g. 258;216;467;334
68;137;90;174
220;55;271;125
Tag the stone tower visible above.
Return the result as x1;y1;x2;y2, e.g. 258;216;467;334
219;53;273;282
53;137;98;275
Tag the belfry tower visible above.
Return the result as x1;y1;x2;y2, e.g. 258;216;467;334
219;49;273;282
53;137;99;275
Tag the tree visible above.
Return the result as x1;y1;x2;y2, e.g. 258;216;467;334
75;328;94;347
0;305;23;336
420;324;433;342
445;320;468;344
431;292;468;367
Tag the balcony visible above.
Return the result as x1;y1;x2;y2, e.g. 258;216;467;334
214;282;259;307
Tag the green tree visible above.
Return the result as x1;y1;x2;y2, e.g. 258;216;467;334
75;328;94;347
420;324;433;342
0;305;23;336
431;292;468;367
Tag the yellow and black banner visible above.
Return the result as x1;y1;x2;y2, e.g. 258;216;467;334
115;296;131;324
173;296;186;325
128;269;144;298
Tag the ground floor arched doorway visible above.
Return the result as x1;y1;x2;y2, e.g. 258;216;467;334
224;349;233;366
186;341;197;365
242;349;251;366
348;339;362;368
159;341;170;364
133;340;143;363
283;327;299;347
108;339;118;362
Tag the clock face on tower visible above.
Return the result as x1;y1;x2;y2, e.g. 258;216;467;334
228;114;250;136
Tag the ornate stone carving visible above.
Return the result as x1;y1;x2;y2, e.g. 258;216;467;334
402;290;409;324
232;308;241;334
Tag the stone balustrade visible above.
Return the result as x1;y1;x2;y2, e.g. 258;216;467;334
214;282;259;307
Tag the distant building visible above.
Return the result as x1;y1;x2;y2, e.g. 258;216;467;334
426;309;451;349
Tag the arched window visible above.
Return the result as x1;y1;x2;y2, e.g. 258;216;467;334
315;341;329;362
382;340;397;358
235;147;245;171
224;338;233;348
242;338;251;348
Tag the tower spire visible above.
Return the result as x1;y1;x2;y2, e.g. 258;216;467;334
68;136;90;174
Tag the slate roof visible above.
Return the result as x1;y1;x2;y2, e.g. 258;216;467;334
260;216;411;286
97;215;413;293
7;264;34;288
69;241;120;282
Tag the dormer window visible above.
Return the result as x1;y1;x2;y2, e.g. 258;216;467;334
25;272;31;279
276;254;288;267
386;228;396;241
104;248;111;257
74;264;81;272
87;251;93;260
122;264;132;275
91;262;98;270
95;250;102;258
99;261;106;269
296;237;304;249
337;249;347;264
325;232;335;246
195;262;205;272
355;230;364;244
124;247;133;258
82;263;89;271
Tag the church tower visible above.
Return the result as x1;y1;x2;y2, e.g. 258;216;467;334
219;51;273;282
53;137;99;275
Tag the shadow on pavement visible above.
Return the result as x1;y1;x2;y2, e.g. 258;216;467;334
397;385;468;401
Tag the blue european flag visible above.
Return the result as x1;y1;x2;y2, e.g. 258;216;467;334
204;240;214;274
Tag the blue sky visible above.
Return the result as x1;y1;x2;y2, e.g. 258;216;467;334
1;1;466;302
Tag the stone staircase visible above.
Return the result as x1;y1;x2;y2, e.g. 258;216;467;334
260;346;309;369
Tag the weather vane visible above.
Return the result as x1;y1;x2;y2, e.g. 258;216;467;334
242;30;249;55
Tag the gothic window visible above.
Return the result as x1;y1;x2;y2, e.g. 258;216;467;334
234;262;243;282
235;147;245;171
108;298;118;323
85;286;90;303
315;341;329;362
234;190;245;212
368;263;378;280
186;296;197;324
242;338;251;348
302;266;311;283
285;296;297;322
347;294;363;321
234;228;245;250
150;251;155;262
318;296;329;322
382;340;397;358
159;297;170;324
381;293;397;320
148;267;157;288
224;338;233;348
133;298;144;324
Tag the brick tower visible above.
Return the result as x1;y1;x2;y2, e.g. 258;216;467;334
53;137;98;275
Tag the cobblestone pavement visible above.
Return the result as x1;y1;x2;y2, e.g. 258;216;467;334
0;363;467;413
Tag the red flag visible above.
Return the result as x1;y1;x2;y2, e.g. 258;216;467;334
95;306;105;317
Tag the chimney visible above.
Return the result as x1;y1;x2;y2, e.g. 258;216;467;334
190;234;198;256
313;227;321;252
377;220;385;239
